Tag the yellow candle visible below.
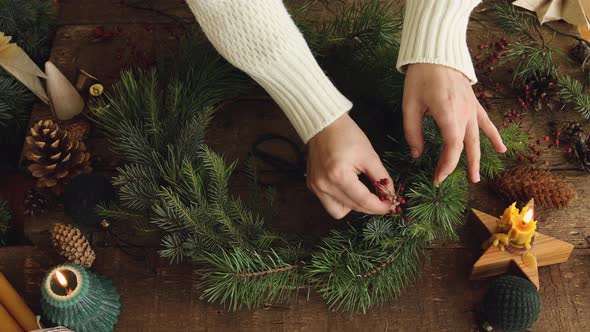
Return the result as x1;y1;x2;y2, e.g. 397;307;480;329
509;207;537;249
0;303;23;332
498;202;519;233
0;273;39;331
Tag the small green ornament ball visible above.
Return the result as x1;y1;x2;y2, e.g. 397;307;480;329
481;276;541;332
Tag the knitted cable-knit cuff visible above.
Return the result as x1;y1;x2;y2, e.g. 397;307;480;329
396;0;480;84
186;0;352;143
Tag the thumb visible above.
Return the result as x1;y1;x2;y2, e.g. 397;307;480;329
403;101;425;158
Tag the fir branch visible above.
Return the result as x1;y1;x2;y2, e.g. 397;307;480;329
486;1;538;42
199;248;306;311
0;0;55;65
558;75;590;119
0;199;10;246
501;42;559;83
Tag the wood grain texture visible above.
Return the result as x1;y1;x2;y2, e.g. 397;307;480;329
1;247;589;331
7;0;590;330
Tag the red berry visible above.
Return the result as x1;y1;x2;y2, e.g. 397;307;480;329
398;185;405;192
403;216;411;223
478;43;486;50
94;26;105;38
543;136;550;142
400;199;406;205
535;151;541;156
556;131;561;137
536;139;542;145
395;206;403;214
530;156;538;163
379;178;389;186
524;84;530;91
567;147;573;154
553;138;559;146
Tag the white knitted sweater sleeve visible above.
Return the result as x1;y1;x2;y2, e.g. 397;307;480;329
186;0;480;142
397;0;481;84
186;0;352;143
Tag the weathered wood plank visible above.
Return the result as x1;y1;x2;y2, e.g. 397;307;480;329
0;247;587;331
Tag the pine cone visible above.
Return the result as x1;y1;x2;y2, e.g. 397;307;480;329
569;42;590;64
522;76;562;112
490;166;575;208
50;223;95;268
23;187;54;216
562;121;584;142
574;133;590;173
25;120;93;191
61;116;91;141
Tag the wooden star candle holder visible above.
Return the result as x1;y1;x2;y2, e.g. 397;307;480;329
470;199;574;289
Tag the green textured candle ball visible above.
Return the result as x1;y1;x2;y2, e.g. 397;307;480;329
482;276;541;332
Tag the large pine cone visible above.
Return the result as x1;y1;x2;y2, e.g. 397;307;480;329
25;120;92;190
51;223;95;268
490;166;576;208
574;133;590;173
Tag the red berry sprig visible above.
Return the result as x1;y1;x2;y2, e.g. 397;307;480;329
372;178;409;218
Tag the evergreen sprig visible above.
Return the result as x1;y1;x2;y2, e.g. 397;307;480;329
0;0;55;161
0;199;11;246
558;75;590;119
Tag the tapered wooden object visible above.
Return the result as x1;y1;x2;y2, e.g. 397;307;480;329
470;199;574;289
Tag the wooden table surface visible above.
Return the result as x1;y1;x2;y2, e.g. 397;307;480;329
1;1;589;331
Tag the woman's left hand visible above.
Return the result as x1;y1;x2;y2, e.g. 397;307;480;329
402;63;507;185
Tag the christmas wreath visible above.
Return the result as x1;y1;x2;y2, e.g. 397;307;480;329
92;1;526;312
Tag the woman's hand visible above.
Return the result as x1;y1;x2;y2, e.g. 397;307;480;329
307;114;393;219
402;63;507;185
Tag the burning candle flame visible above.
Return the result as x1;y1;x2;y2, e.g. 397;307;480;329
55;271;68;288
523;209;534;224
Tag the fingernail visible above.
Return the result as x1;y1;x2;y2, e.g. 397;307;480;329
435;174;448;187
474;174;481;183
410;148;419;158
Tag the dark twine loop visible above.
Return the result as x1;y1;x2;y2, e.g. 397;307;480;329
251;134;306;186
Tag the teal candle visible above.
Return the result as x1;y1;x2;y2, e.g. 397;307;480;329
41;264;120;332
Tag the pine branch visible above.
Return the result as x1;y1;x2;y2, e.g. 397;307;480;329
199;248;306;311
558;75;590;119
0;199;11;246
501;42;559;83
486;1;538;42
0;0;55;65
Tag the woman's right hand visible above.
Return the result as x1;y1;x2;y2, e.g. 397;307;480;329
307;114;394;219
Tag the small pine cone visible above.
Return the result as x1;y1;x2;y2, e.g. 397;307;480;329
25;120;93;191
574;133;590;173
522;76;562;112
23;187;54;216
50;223;95;268
490;166;576;209
562;121;584;142
61;116;91;141
569;42;590;64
